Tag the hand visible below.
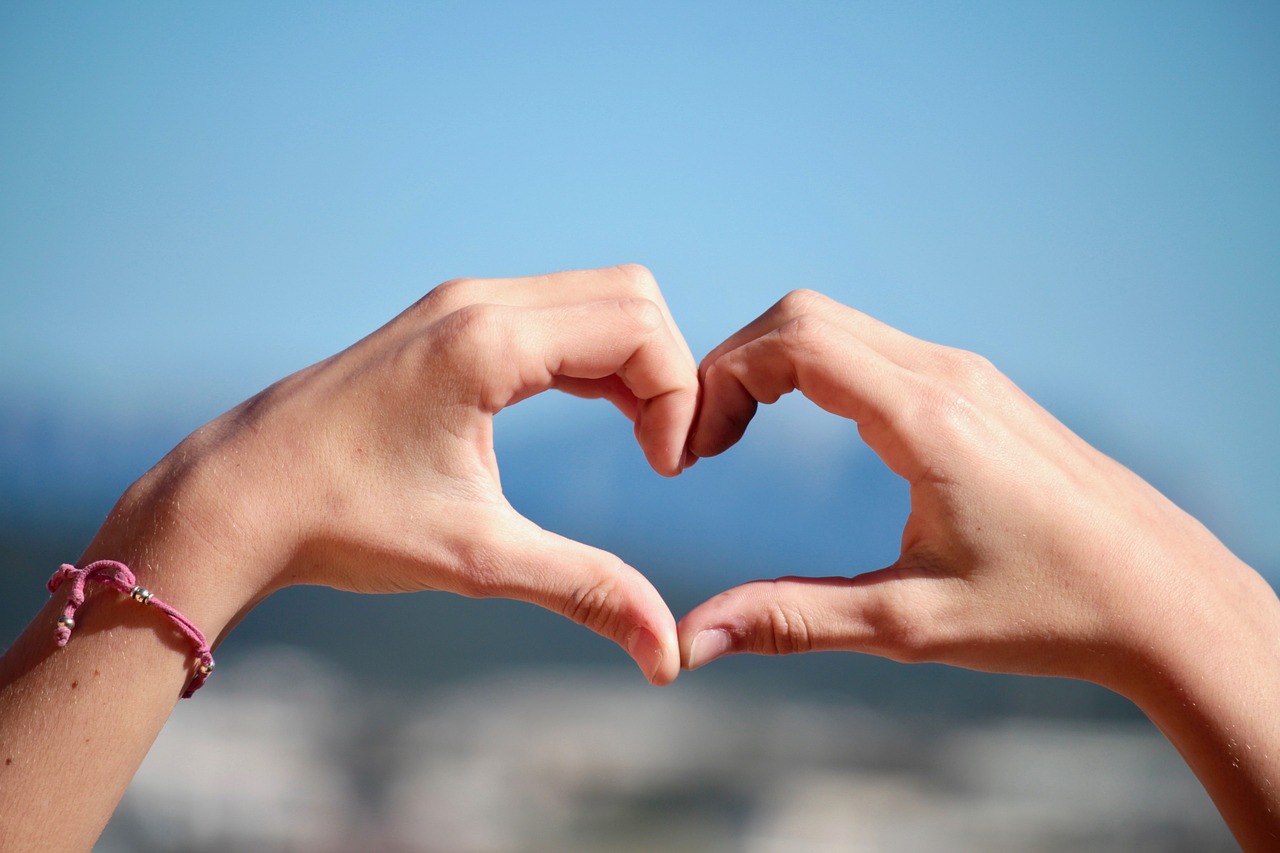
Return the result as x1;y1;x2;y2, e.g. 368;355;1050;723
97;265;699;684
1;264;702;852
679;289;1272;688
676;289;1280;850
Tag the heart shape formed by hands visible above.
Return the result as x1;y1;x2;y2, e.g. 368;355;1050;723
23;266;1277;853
496;269;1208;705
204;265;1224;702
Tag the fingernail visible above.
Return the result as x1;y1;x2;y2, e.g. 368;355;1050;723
626;626;664;683
687;629;733;670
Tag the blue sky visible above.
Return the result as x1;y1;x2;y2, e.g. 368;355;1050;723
1;2;1277;573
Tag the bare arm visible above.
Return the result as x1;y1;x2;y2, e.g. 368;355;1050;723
0;265;699;851
679;289;1280;851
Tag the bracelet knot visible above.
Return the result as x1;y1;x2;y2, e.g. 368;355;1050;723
47;560;215;698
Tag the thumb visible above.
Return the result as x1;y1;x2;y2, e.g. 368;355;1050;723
466;517;680;686
677;569;936;670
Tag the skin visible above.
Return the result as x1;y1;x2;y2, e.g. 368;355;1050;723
678;288;1280;852
0;265;698;851
1;271;1276;850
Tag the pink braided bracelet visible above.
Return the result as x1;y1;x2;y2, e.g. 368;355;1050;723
47;560;215;698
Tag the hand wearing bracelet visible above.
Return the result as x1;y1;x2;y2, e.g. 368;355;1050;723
0;265;699;851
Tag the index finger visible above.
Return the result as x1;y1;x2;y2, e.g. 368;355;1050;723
691;310;923;480
700;289;931;382
437;298;700;477
427;264;697;372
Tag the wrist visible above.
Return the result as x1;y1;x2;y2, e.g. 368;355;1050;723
78;422;287;645
1108;546;1280;703
1112;553;1280;850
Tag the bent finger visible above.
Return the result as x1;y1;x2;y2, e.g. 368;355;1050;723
451;299;698;476
700;289;932;381
427;265;697;370
692;314;918;471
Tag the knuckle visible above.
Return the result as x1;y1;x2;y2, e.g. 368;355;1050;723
701;355;738;398
776;288;829;318
421;309;493;382
392;302;512;414
863;593;934;663
756;596;815;656
416;277;480;315
561;574;625;636
614;296;665;334
911;377;986;443
611;263;657;293
706;351;766;410
909;348;1014;443
934;346;998;390
449;539;508;599
433;303;505;354
775;313;832;360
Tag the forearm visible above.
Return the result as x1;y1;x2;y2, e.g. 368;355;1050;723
0;454;267;851
1119;554;1280;852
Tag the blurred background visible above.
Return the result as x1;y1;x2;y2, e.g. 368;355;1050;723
2;2;1276;850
